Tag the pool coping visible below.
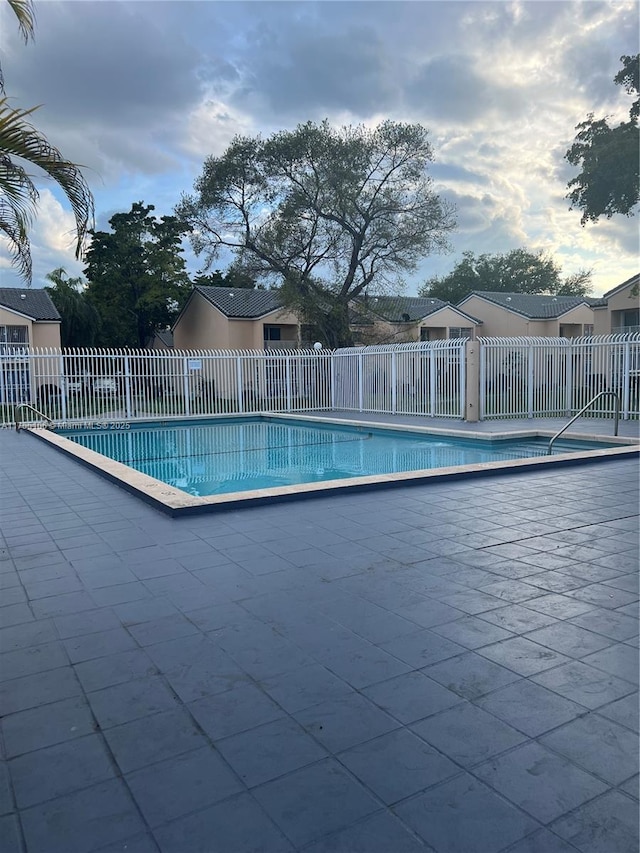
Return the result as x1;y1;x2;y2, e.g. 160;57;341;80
26;413;640;516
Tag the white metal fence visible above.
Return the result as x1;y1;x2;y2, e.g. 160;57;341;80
479;334;640;420
1;340;467;424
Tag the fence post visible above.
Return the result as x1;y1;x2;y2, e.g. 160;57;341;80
391;351;397;414
358;352;364;412
123;354;132;419
622;338;631;419
285;356;292;412
463;340;477;421
58;352;67;422
330;354;336;410
565;341;573;416
236;356;244;413
527;342;535;418
183;357;191;416
429;347;436;417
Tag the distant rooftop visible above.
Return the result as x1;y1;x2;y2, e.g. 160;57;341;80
0;288;60;321
463;291;605;319
359;295;481;325
194;286;283;318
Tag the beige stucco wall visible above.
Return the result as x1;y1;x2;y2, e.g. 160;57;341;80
0;308;61;348
594;283;640;334
173;291;231;350
420;306;479;339
459;297;594;338
31;322;61;349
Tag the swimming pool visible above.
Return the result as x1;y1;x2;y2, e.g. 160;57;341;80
35;414;636;513
57;417;618;497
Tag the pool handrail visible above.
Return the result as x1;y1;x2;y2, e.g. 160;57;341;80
14;403;55;432
548;391;620;454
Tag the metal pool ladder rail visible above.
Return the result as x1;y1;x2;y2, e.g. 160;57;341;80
548;391;620;454
14;403;54;432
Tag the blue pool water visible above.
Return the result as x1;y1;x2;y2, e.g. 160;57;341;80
58;417;618;498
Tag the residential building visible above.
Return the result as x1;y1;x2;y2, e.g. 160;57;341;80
0;288;61;350
352;296;482;343
457;291;600;338
593;274;640;335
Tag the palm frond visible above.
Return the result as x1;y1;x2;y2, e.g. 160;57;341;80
0;196;32;282
7;0;36;42
0;97;95;278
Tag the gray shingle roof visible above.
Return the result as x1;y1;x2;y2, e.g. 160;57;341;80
602;273;640;301
195;286;283;318
362;295;480;325
0;288;60;321
465;291;596;319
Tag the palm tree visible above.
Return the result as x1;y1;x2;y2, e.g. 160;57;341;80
45;267;102;347
1;0;94;283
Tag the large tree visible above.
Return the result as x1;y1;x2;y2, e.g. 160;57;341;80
565;54;639;224
1;0;94;283
45;267;101;347
177;120;455;347
84;202;191;347
420;249;592;305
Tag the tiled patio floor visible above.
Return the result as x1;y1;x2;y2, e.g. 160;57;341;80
0;422;638;853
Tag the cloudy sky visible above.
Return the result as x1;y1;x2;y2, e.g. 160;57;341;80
1;0;638;296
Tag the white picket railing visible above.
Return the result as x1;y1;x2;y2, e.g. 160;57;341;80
479;334;640;420
1;340;468;424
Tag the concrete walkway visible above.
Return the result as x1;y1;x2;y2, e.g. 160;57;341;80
0;425;638;853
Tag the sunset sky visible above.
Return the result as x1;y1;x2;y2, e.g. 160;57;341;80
1;0;638;296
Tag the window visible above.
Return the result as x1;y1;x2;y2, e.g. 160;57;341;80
448;327;472;339
0;325;29;344
583;324;594;336
263;325;281;341
420;327;430;341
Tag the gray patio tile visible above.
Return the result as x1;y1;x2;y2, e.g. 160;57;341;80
379;628;466;669
103;707;208;774
2;696;96;758
592;551;639;572
75;565;139;589
523;622;614;659
145;634;250;701
52;607;122;638
188;683;285;741
424;651;521;701
10;733;116;808
128;559;186;581
551;790;639;853
479;603;559;634
0;603;34;629
604;573;640;593
620;775;638;799
63;626;138;663
430;615;515;649
524;594;596;620
595;694;639;733
477;578;546;602
410;701;527;767
0;761;13;816
90;582;151;607
502;829;583;853
338;728;458;805
126;746;243;827
216;716;327;787
20;778;146;853
94;833;160;853
362;670;463;724
0;618;57;652
568;583;638;610
395;598;466;629
1;587;27;607
113;597;178;626
0;814;22;853
438;589;506;615
153;792;295;853
74;648;157;693
126;613;200;646
474;741;607;825
532;660;636;710
260;663;353;713
540;714;639;785
476;680;586;737
581;643;639;685
219;634;317;681
569;608;639;641
303;809;429;853
294;692;399;754
252;759;380;848
0;666;82;716
87;675;180;729
395;773;539;853
321;640;412;689
23;574;84;600
29;590;101;619
477;636;570;676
